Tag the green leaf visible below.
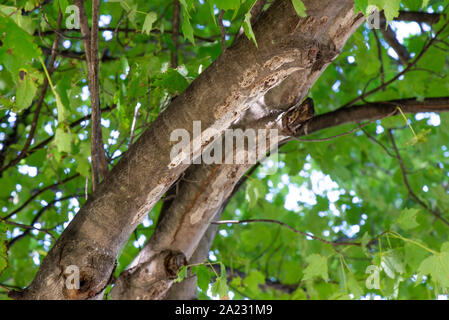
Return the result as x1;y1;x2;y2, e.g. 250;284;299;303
211;262;228;298
417;243;449;288
55;92;67;124
174;265;188;283
404;242;428;270
347;273;363;298
303;254;328;281
354;0;369;14
211;276;228;298
142;12;157;35
381;250;404;279
0;222;8;277
73;142;91;178
404;129;431;147
192;265;214;292
179;0;193;12
242;12;257;47
57;0;69;12
361;232;371;249
243;270;265;293
397;208;420;230
383;0;400;22
245;179;265;209
54;127;72;154
291;0;307;17
15;69;38;111
181;8;195;45
213;0;240;11
153;69;189;95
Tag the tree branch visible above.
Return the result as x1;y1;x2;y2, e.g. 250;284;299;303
17;1;366;299
2;174;80;220
171;0;180;68
397;11;442;24
388;129;449;227
7;194;84;247
74;0;108;192
218;10;226;52
379;19;410;65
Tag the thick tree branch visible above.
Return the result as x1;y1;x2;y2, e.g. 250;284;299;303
298;97;449;138
107;8;449;301
111;6;367;297
20;0;365;300
164;213;221;299
397;11;442;24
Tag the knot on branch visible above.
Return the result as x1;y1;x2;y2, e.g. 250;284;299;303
163;250;187;279
308;40;339;72
60;240;116;300
7;290;24;300
281;97;315;136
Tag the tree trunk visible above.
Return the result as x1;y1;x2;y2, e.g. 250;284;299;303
109;0;364;300
20;0;363;299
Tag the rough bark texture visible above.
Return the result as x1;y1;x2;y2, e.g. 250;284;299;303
110;0;365;300
21;0;363;299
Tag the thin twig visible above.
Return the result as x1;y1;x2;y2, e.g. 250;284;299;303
129;104;141;145
342;18;449;108
171;0;180;68
373;29;385;86
100;14;127;61
218;10;226;52
7;194;84;247
2;174;80;220
388;129;449;227
360;127;395;158
212;219;360;247
379;21;410;65
0;217;56;241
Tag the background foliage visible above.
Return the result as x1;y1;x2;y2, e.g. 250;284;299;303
1;0;449;300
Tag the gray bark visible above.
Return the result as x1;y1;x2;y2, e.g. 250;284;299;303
110;0;364;300
21;0;361;299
